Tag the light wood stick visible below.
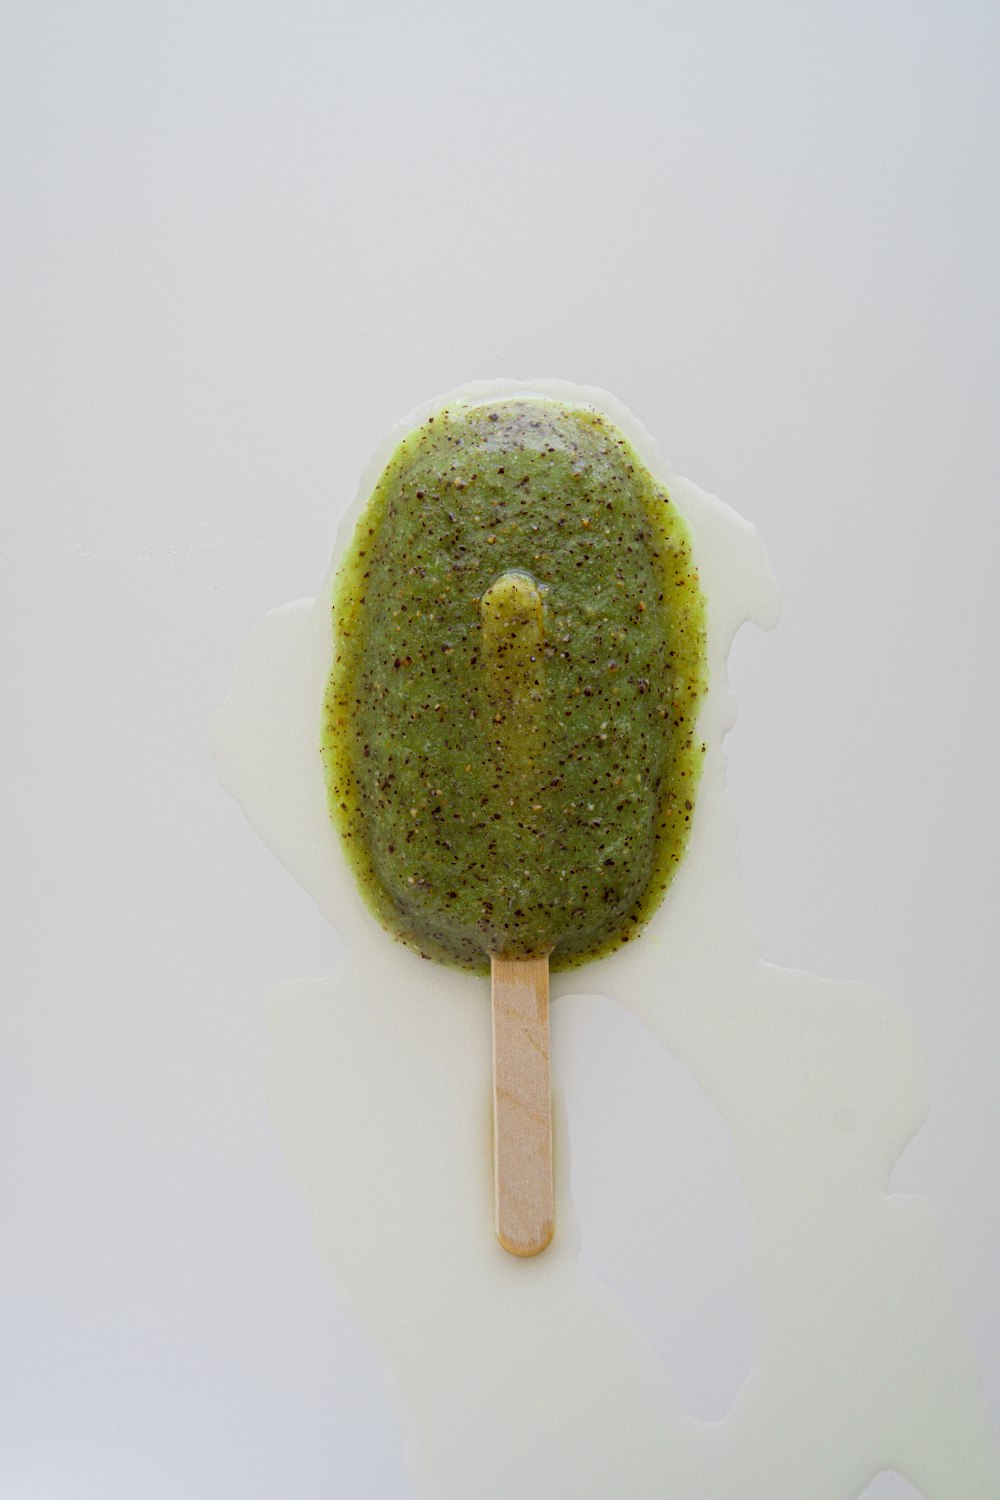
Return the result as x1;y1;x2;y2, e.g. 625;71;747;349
491;953;553;1257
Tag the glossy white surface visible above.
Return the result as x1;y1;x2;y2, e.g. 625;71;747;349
3;4;998;1497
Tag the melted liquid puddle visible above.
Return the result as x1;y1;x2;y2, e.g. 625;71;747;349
212;380;999;1500
553;990;757;1421
858;1474;928;1499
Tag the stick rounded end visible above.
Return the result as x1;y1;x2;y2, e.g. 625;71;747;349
496;1215;555;1258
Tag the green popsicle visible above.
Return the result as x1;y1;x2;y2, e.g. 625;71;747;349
323;396;707;1252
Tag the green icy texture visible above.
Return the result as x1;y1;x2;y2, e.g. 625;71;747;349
323;399;708;974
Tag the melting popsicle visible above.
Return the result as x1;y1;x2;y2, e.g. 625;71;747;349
323;397;707;1254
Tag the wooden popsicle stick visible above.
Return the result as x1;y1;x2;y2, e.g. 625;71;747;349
491;953;553;1257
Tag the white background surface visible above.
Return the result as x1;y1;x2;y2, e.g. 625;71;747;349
2;3;997;1497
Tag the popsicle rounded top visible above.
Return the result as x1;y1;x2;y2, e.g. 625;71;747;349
323;397;707;974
